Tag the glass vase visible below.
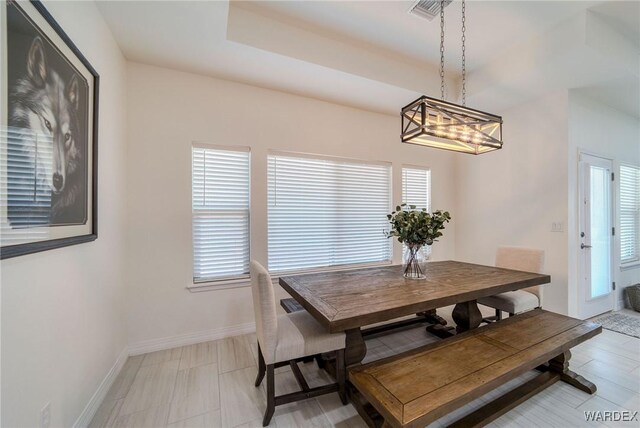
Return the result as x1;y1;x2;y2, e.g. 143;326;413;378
403;244;428;280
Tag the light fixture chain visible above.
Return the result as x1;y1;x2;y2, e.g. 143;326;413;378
440;0;445;100
461;0;466;106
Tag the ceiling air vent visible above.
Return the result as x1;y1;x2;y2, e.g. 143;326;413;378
408;0;453;21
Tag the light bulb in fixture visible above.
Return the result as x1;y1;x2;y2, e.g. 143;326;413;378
460;128;471;141
435;114;446;135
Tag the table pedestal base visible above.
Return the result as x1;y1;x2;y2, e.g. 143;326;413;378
419;309;448;326
426;300;483;338
452;300;483;333
345;328;367;366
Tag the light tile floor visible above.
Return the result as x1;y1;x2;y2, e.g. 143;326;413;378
90;310;640;428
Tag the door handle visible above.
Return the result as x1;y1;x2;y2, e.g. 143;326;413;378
581;243;592;249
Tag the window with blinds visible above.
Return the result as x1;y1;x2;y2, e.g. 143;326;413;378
402;167;431;211
267;153;392;273
620;164;640;265
192;145;250;283
402;167;432;256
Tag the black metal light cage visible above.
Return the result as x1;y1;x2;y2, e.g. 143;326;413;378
401;95;503;155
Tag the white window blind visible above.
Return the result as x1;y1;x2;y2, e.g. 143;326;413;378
620;164;640;265
402;167;431;211
402;167;432;257
268;153;391;273
192;145;250;282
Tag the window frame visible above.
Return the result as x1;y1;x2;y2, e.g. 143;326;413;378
619;162;640;268
190;143;251;287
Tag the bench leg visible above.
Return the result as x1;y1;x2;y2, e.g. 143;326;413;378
452;300;483;334
348;386;385;428
549;350;597;394
447;371;560;428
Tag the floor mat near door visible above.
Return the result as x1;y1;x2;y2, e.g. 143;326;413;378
591;312;640;338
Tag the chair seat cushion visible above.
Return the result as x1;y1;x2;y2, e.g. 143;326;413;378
478;290;540;314
273;311;346;364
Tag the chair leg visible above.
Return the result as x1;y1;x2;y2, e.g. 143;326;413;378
315;354;326;369
336;349;347;405
255;343;266;387
263;365;275;426
495;309;502;321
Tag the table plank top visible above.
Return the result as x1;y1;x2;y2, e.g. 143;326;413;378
279;261;550;333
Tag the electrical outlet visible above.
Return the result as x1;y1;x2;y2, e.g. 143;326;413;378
551;222;564;232
40;402;51;428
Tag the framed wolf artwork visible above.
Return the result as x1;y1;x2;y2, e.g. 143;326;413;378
1;0;99;259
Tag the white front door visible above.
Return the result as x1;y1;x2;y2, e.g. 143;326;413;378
578;152;615;319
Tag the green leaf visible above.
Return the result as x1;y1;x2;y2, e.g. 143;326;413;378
386;206;451;246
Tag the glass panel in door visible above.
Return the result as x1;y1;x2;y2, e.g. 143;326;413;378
588;166;611;299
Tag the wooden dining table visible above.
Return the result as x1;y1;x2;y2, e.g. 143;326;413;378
279;260;550;366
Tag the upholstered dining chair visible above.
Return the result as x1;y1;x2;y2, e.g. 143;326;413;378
250;261;347;426
478;246;545;321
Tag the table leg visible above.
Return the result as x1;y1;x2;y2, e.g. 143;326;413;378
452;300;483;334
549;350;597;394
318;328;367;380
419;308;448;326
345;328;367;366
422;308;456;339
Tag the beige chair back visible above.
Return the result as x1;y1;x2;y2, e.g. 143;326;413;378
496;246;545;302
250;261;278;364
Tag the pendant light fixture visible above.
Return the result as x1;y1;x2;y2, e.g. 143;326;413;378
401;0;503;154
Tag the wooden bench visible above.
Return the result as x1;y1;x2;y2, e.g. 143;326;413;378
348;309;601;428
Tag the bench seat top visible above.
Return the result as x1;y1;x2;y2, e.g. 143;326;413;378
348;309;601;428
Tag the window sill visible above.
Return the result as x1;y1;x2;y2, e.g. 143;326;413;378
187;277;251;292
621;262;640;271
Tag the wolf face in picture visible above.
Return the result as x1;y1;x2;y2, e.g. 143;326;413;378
8;36;86;226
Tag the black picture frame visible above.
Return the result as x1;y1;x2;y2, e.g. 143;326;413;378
1;0;99;259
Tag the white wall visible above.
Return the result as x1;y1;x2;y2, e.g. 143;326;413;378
454;92;570;315
567;92;640;315
454;89;640;318
125;62;458;348
0;2;128;427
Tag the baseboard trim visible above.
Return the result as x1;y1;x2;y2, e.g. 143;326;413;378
73;346;128;428
128;321;256;356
